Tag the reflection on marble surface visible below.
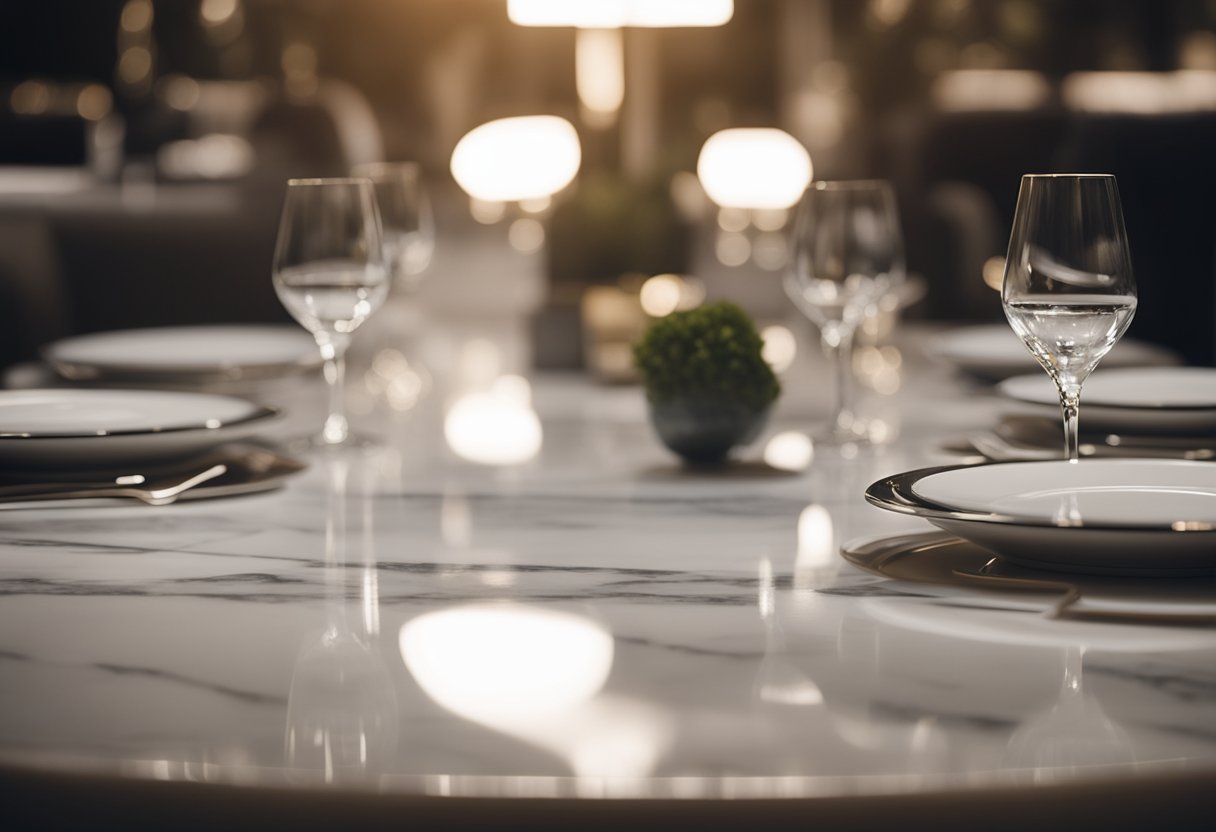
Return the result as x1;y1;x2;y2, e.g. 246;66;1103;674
0;326;1214;800
284;455;397;785
1004;647;1134;778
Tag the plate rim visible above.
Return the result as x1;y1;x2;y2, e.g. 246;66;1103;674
0;389;280;441
865;460;1216;533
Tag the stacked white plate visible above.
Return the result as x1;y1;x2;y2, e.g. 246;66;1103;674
0;389;281;468
927;324;1178;382
43;325;319;384
998;367;1216;435
866;459;1216;576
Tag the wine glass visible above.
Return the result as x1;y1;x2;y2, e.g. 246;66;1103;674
351;161;434;291
1001;174;1137;463
273;178;389;446
785;180;905;442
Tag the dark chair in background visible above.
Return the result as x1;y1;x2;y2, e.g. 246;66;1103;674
883;106;1216;365
1057;112;1216;366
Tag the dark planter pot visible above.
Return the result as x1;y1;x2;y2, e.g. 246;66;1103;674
649;398;771;465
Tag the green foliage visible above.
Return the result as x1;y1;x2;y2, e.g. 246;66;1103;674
547;172;690;283
632;302;780;410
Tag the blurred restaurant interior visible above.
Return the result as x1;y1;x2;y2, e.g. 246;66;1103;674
2;0;1215;375
4;4;1216;829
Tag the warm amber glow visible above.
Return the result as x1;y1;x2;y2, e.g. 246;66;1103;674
158;134;255;180
451;116;581;202
932;70;1051;112
508;0;733;28
639;275;681;317
118;47;153;85
1063;71;1216;114
120;0;153;33
715;232;751;266
10;81;51;115
761;325;797;373
469;198;507;224
507;218;546;253
639;274;705;317
162;75;201;111
763;431;813;472
576;28;625;127
200;0;238;25
983;256;1006;292
76;84;113;121
697;129;812;210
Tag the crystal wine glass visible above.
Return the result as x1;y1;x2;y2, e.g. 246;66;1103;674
1002;174;1137;463
273;178;389;446
351;161;434;291
785;180;905;442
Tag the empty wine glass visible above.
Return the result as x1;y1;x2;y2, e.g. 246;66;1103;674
1002;174;1137;463
352;162;434;291
273;178;389;446
785;180;904;442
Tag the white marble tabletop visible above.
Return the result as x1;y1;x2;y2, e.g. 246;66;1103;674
1;321;1214;815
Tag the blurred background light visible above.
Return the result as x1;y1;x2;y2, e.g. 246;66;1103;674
507;217;546;253
445;376;543;465
450;116;581;203
697;128;812;210
763;430;813;471
576;28;625;128
639;274;705;318
983;256;1006;292
1062;71;1216;114
931;69;1051;112
508;0;733;28
157;134;254;180
761;324;797;373
797;504;835;573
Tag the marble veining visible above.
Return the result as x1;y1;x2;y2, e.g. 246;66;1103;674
1;348;1215;801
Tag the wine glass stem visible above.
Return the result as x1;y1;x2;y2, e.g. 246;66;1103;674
319;336;351;445
1059;387;1080;463
822;326;857;433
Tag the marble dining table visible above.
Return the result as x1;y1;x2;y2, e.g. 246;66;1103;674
1;320;1214;830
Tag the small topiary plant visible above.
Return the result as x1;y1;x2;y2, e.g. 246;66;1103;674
633;302;780;464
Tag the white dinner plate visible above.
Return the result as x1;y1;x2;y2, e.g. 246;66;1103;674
998;367;1216;434
44;325;320;382
926;324;1177;381
866;461;1216;575
0;389;280;467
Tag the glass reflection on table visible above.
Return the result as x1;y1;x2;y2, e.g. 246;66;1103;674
284;453;398;785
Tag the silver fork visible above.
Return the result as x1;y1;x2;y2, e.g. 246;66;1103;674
0;463;228;506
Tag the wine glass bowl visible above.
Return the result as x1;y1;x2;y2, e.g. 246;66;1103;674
1001;174;1137;462
273;178;389;446
785;180;905;441
351;161;434;291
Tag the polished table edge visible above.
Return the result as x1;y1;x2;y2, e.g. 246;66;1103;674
2;760;1215;832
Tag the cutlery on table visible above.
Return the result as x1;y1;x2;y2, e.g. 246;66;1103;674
949;561;1216;626
965;432;1211;462
0;463;228;506
945;424;1216;462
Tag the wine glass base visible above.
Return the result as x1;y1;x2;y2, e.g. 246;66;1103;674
286;430;387;455
809;416;892;448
